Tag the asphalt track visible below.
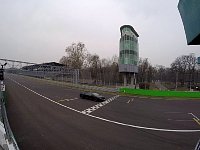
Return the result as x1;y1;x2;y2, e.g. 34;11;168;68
5;74;200;150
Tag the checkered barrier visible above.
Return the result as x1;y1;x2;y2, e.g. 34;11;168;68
81;95;119;114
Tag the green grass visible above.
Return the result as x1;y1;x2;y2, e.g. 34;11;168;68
120;88;200;98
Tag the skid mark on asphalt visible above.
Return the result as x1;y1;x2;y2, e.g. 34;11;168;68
7;77;200;133
81;95;119;114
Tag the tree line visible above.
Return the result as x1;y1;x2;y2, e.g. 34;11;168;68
60;42;200;89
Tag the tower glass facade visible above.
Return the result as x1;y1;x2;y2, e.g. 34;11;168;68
119;25;139;73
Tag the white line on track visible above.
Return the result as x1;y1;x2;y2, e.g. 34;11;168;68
188;113;200;120
164;112;183;114
58;98;77;102
81;95;119;114
176;120;194;122
127;98;134;104
58;99;69;102
8;77;200;133
167;119;193;122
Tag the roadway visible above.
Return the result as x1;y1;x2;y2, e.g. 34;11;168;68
5;74;200;150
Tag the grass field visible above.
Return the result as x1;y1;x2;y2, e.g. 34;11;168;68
120;88;200;98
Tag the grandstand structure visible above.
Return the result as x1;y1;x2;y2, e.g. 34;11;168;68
0;59;79;84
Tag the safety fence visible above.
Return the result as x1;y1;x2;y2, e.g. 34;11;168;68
0;90;19;150
6;70;120;93
19;74;120;93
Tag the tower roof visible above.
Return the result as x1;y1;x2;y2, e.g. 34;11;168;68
120;25;139;37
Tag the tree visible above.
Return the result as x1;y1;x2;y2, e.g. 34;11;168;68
63;42;87;69
186;54;196;89
138;58;153;83
59;56;70;68
155;65;166;82
87;54;101;83
170;53;197;89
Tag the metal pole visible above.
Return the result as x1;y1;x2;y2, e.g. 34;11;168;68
131;74;134;86
175;72;178;91
123;73;127;87
134;73;136;89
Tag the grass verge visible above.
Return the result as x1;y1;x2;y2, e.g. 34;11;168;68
120;88;200;98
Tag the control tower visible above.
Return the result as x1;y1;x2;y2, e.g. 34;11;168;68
119;25;139;86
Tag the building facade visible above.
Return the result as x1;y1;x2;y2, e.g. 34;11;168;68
198;57;200;65
119;25;139;73
119;25;139;86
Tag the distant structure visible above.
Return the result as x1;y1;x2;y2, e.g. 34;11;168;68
198;57;200;65
198;57;200;70
22;62;64;70
178;0;200;45
0;59;80;84
119;25;139;86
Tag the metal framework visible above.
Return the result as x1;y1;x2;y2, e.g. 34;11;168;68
0;58;79;84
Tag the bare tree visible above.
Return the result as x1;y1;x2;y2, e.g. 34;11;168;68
155;65;166;82
59;56;71;68
186;54;196;89
96;56;119;86
170;53;197;90
87;54;101;83
64;42;87;69
138;58;153;83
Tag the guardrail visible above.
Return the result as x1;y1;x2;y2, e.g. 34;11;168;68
8;73;119;93
72;84;119;93
0;84;19;150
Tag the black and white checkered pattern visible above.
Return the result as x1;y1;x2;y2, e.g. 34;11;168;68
81;95;119;114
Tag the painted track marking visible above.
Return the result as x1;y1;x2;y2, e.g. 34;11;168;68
188;113;200;120
165;112;183;114
167;119;193;122
193;118;200;126
81;95;119;114
188;113;200;126
58;99;70;102
8;77;200;133
58;98;77;102
127;98;134;104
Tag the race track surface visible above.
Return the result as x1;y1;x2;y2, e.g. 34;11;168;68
5;74;200;150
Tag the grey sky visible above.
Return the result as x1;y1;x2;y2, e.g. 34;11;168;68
0;0;199;67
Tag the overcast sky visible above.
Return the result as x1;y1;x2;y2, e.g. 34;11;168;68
0;0;199;67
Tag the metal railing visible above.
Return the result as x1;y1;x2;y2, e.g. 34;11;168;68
0;90;19;150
